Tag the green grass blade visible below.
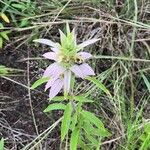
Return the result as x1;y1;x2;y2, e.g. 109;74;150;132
141;73;150;92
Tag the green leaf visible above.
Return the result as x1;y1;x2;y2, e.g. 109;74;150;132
31;77;50;89
51;96;66;101
50;95;72;101
0;138;4;150
139;134;150;150
0;31;10;40
20;19;30;27
0;23;4;28
144;123;150;134
44;103;66;112
61;102;72;141
141;73;150;92
59;29;67;47
73;96;94;103
85;133;99;146
0;65;6;68
140;134;147;141
1;13;10;23
78;139;91;150
70;127;80;150
86;76;111;96
82;111;104;129
66;22;70;35
70;111;78;131
0;65;9;75
83;121;110;137
11;3;26;10
0;37;3;48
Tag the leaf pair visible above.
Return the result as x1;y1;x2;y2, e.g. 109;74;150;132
61;103;80;150
79;110;110;149
44;102;80;150
81;110;111;137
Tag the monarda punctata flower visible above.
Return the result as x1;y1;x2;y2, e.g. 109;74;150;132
34;23;99;99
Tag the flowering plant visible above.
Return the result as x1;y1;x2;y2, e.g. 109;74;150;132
32;23;111;149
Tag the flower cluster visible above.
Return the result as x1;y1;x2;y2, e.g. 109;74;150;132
34;24;99;99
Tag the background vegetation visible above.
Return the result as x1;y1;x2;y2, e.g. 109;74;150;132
0;0;150;149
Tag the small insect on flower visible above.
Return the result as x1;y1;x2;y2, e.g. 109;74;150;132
34;23;99;99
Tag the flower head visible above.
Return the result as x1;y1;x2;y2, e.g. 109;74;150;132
34;23;99;98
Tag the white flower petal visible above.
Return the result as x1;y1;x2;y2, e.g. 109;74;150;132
43;63;65;78
51;47;60;52
49;79;63;99
77;52;93;60
45;77;57;91
43;52;57;61
79;63;95;77
70;65;84;78
64;70;71;95
78;38;99;50
33;39;59;49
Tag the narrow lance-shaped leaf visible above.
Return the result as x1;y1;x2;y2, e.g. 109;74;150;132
20;19;30;27
73;96;94;103
0;31;10;40
70;111;78;131
44;103;66;112
70;127;80;150
83;121;110;137
66;22;71;35
82;110;104;129
77;38;99;51
11;3;26;9
31;77;50;89
1;13;10;23
144;123;150;133
85;133;99;146
78;138;91;150
50;95;72;101
141;72;150;92
0;37;3;49
33;39;60;48
59;29;67;47
86;76;111;96
61;102;72;141
0;138;4;150
82;110;111;137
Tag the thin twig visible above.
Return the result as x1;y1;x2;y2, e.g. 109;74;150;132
93;55;150;62
17;56;150;63
27;50;39;136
